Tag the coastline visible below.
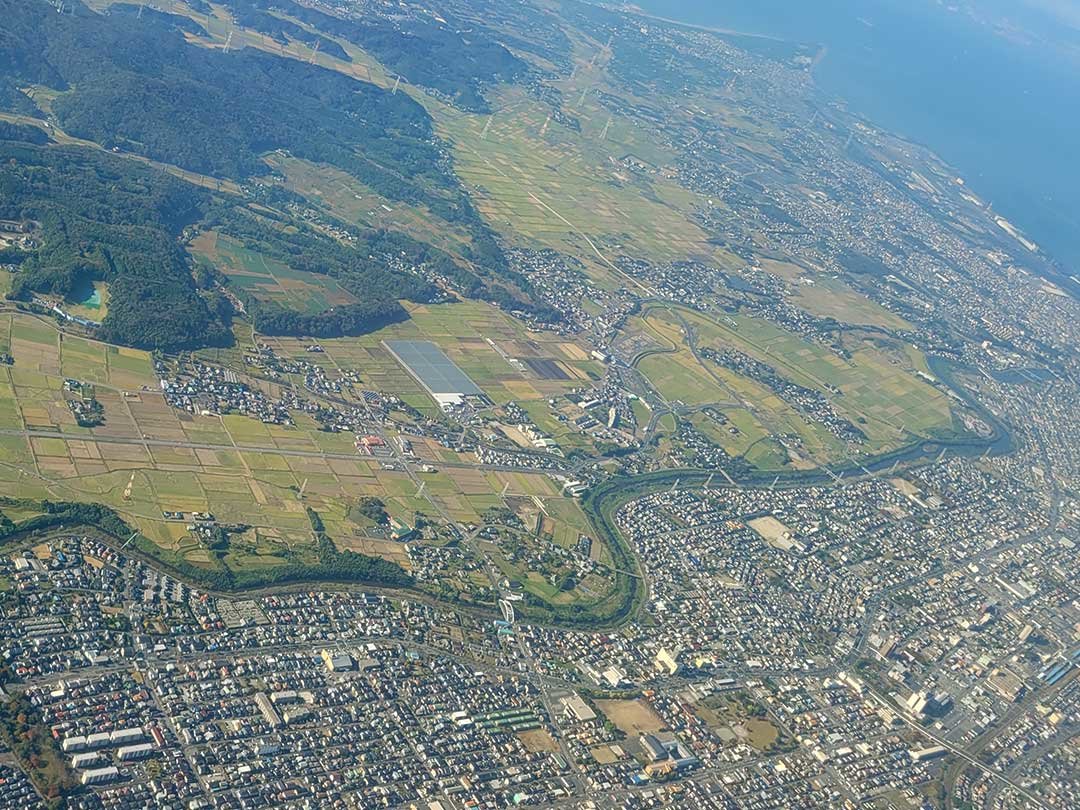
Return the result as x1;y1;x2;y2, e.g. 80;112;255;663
613;0;1080;296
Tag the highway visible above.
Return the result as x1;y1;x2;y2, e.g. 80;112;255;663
0;426;559;476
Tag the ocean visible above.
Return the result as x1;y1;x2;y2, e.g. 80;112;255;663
634;0;1080;275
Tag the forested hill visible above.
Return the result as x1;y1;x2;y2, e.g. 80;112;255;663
215;0;527;113
0;0;452;207
0;141;233;350
0;133;458;348
0;0;558;349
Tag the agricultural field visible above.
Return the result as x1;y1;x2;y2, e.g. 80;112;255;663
0;310;615;614
263;154;478;261
190;231;360;313
758;258;910;330
632;304;956;467
687;410;789;469
434;83;721;279
699;310;953;439
635;311;847;466
259;300;602;414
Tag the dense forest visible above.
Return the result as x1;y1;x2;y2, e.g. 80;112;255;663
217;0;526;112
142;1;354;62
428;0;574;71
204;204;456;336
0;142;232;349
0;0;561;346
108;2;210;36
0;0;452;205
0;121;48;145
209;205;443;301
204;195;562;330
0;79;40;116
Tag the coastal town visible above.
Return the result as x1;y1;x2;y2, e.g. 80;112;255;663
0;0;1078;807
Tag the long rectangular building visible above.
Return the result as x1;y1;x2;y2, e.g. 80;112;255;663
81;766;119;786
254;692;282;728
383;340;483;407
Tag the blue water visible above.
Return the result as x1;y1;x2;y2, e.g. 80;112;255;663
68;277;102;309
636;0;1080;273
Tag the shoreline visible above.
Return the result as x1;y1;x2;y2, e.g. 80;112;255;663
612;0;1080;299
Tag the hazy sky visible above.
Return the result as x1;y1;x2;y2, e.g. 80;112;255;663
1021;0;1080;29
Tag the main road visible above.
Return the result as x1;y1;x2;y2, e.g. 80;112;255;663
0;426;560;476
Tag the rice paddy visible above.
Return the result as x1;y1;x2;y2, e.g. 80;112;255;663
632;304;956;467
190;231;360;314
0;310;602;609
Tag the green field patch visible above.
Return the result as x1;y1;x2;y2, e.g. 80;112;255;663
9;367;54;390
308;430;360;455
0;435;32;463
149;446;201;467
252;469;299;489
149;470;207;502
59;337;109;383
0;465;51;499
10;317;58;348
743;438;791;470
638;350;724;406
106;345;155;387
191;231;360;314
224;552;290;569
30;437;70;457
181;418;234;444
264;154;477;260
200;473;257;497
288;472;338;496
221;414;273;442
209;449;244;468
241;451;291;471
0;397;23;429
